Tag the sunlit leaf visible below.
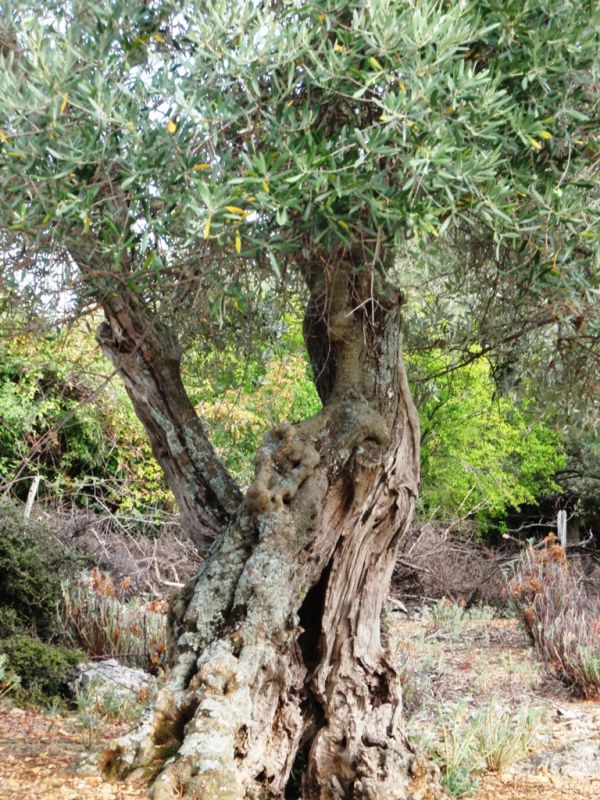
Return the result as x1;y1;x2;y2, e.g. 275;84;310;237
368;56;384;71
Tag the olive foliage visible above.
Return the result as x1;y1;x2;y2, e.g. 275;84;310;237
0;0;597;413
1;8;597;298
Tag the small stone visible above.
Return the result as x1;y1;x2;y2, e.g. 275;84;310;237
69;659;156;705
526;739;600;778
387;597;409;615
554;705;580;720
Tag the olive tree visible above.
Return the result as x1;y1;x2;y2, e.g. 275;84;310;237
0;1;598;797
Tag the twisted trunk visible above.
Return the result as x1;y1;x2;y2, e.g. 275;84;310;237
102;267;442;800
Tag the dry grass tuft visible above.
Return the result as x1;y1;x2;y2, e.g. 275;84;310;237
60;568;169;672
510;535;600;698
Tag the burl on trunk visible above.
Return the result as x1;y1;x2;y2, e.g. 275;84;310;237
102;265;443;800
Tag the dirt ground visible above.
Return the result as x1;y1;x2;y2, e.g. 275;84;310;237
0;613;598;799
389;613;600;800
0;708;147;800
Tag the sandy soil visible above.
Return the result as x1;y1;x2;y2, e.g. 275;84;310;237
389;614;600;800
0;706;147;800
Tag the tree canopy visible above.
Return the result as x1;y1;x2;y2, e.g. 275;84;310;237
0;0;598;400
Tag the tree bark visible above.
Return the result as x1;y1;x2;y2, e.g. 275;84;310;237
102;266;443;800
98;294;243;548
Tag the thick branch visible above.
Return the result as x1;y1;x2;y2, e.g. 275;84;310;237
98;294;242;548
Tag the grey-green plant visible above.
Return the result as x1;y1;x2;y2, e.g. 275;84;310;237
477;702;546;773
578;646;600;690
99;685;150;723
499;651;541;689
419;700;545;797
395;638;446;717
74;682;101;747
466;606;497;623
74;678;150;744
422;600;469;642
436;703;482;798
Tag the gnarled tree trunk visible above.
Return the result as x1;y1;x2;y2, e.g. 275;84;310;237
102;265;443;800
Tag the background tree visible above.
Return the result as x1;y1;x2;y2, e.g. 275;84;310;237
0;1;598;798
411;350;566;528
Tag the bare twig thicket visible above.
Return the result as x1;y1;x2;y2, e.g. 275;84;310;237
393;521;508;607
39;505;202;595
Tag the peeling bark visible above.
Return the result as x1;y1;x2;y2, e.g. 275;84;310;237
98;294;242;548
102;266;444;800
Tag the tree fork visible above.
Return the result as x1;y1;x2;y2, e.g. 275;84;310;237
103;277;444;799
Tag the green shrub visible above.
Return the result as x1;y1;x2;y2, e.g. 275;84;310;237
0;653;21;700
0;328;174;517
0;502;82;638
0;606;20;638
0;635;84;705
